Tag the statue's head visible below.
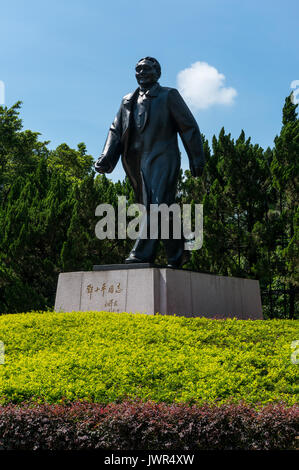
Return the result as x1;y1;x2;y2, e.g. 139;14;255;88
135;57;161;89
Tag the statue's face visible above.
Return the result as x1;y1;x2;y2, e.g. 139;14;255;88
135;59;158;88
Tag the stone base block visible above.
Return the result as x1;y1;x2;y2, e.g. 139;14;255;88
54;267;263;319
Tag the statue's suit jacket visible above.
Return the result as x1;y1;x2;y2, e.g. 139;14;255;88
95;84;205;205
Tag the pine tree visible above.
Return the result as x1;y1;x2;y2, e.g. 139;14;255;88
270;95;299;318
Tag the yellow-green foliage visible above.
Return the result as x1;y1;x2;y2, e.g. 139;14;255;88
0;311;298;405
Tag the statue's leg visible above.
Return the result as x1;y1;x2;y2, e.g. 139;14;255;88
126;209;159;263
162;213;185;267
125;170;159;263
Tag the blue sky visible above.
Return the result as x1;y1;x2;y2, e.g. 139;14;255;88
1;0;298;181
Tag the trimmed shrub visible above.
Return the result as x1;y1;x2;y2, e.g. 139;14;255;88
0;311;298;405
0;400;298;450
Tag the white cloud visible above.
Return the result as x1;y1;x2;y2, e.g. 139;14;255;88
177;61;237;111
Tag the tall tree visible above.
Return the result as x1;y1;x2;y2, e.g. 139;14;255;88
270;95;299;318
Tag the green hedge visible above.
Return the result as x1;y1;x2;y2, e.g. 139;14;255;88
0;311;298;405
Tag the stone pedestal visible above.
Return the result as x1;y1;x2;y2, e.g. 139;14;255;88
54;265;263;319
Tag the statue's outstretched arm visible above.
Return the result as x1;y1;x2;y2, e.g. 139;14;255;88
95;104;123;174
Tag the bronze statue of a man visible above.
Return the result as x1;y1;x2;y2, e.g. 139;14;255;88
95;57;205;267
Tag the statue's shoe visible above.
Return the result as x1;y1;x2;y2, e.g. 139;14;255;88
167;250;191;269
125;254;147;264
